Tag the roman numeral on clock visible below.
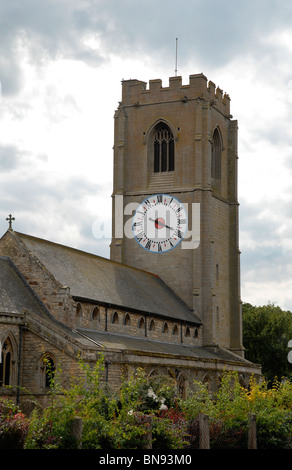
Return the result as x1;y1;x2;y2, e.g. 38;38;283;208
145;240;152;250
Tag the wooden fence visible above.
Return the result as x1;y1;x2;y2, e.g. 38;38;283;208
70;412;257;450
198;412;257;449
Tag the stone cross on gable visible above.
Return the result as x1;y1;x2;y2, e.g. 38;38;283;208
6;214;15;230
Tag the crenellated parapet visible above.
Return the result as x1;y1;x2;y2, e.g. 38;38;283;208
121;74;231;116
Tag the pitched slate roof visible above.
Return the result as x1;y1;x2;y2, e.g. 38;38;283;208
77;328;254;365
0;256;51;317
77;328;221;359
13;232;201;325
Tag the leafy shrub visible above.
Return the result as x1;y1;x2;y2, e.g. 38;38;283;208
183;371;292;449
209;419;247;449
0;398;29;449
11;358;292;450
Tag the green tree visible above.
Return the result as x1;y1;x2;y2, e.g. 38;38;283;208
242;302;292;383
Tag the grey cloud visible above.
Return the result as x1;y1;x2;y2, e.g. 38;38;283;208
0;0;104;95
87;0;292;70
239;196;292;288
0;145;22;171
0;169;111;257
0;173;103;211
240;200;280;244
0;146;49;173
2;0;292;96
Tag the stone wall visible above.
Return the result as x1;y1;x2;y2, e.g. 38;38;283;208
74;301;202;346
0;231;74;329
111;72;242;356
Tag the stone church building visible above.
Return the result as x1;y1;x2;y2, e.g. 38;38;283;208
0;73;261;408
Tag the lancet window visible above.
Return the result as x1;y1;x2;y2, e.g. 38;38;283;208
0;338;13;386
211;128;222;180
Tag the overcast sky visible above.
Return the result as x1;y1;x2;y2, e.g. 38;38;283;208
1;0;292;310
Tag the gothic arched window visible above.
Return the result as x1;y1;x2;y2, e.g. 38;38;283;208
91;306;100;321
162;322;168;334
41;354;56;389
177;373;187;399
124;313;131;326
76;303;83;317
112;311;119;324
138;317;145;329
0;338;13;386
149;319;155;331
211;128;222;181
173;324;179;336
153;123;175;173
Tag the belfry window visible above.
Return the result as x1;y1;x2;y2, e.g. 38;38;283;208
211;128;222;180
153;123;174;173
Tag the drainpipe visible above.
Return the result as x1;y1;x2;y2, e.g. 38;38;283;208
17;325;24;406
105;360;112;383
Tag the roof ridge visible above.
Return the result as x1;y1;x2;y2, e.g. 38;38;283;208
13;231;160;278
9;231;201;324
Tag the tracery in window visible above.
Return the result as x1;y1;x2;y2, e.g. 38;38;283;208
153;123;175;173
0;338;13;386
211;128;222;180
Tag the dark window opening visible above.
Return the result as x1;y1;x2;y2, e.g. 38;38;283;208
0;339;13;387
139;317;145;329
211;128;221;180
112;311;119;324
153;124;175;173
44;357;55;388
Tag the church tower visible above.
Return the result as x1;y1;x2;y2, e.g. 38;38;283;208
110;74;243;357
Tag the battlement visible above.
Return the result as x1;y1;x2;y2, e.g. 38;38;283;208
121;74;231;116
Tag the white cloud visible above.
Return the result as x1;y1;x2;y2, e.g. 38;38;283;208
1;0;292;310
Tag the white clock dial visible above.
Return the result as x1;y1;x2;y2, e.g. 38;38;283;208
132;194;187;253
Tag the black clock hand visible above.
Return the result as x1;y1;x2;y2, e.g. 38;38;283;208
149;217;174;230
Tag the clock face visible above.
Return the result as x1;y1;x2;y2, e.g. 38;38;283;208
132;194;187;253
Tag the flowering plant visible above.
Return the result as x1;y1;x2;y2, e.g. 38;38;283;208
0;398;29;449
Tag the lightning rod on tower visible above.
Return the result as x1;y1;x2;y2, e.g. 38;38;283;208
175;37;178;76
